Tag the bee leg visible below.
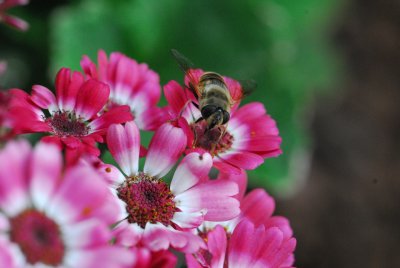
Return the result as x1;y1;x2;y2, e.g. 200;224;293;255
191;101;199;109
195;116;204;123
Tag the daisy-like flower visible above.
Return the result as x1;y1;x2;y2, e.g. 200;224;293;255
9;67;133;164
0;0;29;31
106;121;240;253
186;171;296;268
81;50;167;131
164;69;282;174
0;140;134;267
187;219;296;268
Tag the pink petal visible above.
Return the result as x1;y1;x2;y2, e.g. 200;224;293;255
107;122;140;176
135;106;169;131
31;85;57;111
217;169;248;200
65;247;134;268
170;152;212;195
89;105;133;133
185;254;203;268
55;68;84;112
144;122;186;178
172;210;206;229
46;165;117;225
175;180;240;221
217;151;265;171
29;142;62;211
207;225;228;268
74;79;110;120
0;140;31;216
80;55;98;79
231;102;266;123
143;223;206;253
63;219;111;248
228;219;258;267
1;14;29;31
241;189;276;226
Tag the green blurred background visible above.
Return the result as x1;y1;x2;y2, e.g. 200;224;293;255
0;0;340;193
3;0;400;267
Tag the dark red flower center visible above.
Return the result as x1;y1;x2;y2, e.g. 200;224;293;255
117;173;177;229
192;120;234;155
9;209;65;265
46;111;89;137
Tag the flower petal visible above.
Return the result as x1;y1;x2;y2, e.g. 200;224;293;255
31;85;58;111
144;123;186;178
175;180;240;221
107;122;140;176
170;152;212;195
29;142;62;211
55;68;84;112
74;79;110;120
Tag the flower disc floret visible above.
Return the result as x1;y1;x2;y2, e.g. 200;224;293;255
117;173;177;229
10;209;65;266
47;111;89;137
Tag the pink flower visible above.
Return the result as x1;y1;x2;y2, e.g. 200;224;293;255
81;50;167;131
0;140;134;267
9;67;133;165
106;121;240;253
187;219;296;268
0;0;29;31
164;70;282;174
186;171;296;268
129;247;177;268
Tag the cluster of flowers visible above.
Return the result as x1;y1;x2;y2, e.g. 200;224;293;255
0;50;296;267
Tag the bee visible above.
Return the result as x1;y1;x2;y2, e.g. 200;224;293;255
171;49;254;130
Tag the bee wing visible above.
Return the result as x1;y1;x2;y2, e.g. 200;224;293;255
239;79;257;97
228;78;256;106
170;49;201;97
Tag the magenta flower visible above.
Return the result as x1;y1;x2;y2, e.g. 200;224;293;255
186;171;296;268
164;70;282;174
0;0;29;31
106;121;240;253
0;140;134;267
9;67;133;164
81;50;167;131
187;219;296;268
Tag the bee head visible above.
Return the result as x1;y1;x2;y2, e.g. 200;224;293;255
202;105;230;130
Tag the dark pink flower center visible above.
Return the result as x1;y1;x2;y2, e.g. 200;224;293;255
117;173;177;229
9;209;65;265
46;111;89;137
192;121;234;155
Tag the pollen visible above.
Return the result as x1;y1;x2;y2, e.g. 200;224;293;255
46;111;89;137
117;173;177;229
9;209;65;266
192;121;234;156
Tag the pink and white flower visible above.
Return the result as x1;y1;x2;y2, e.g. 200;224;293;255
9;67;133;165
0;140;134;267
0;0;29;31
81;50;167;131
187;219;296;268
164;70;282;174
106;121;240;253
186;171;296;267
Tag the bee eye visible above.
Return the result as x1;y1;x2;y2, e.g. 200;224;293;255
201;105;217;119
222;111;230;124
